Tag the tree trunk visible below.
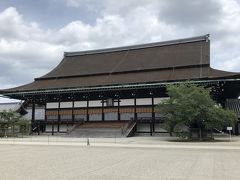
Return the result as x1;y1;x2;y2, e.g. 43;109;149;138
199;128;202;141
211;128;213;140
12;124;14;137
13;123;15;137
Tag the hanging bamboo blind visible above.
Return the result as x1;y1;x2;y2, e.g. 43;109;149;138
88;108;102;114
59;109;72;115
45;107;157;116
73;109;87;115
45;110;58;116
136;107;152;113
119;107;134;113
104;108;118;113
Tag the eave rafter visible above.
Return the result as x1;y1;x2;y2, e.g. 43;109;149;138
3;79;239;97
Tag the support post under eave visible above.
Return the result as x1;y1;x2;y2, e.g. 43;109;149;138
51;118;54;136
70;100;74;129
57;101;60;133
134;97;137;131
151;97;155;134
31;100;35;134
44;102;47;133
102;98;105;121
87;99;89;121
235;120;239;136
118;98;120;121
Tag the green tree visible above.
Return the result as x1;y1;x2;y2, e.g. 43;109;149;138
0;110;30;137
157;83;237;140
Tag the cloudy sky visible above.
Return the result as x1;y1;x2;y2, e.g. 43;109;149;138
0;0;240;103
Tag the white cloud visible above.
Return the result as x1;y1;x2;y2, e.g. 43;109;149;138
64;0;83;7
0;7;64;87
0;7;42;41
62;0;240;72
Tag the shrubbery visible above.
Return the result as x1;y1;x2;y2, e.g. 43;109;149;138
0;110;30;137
157;83;237;140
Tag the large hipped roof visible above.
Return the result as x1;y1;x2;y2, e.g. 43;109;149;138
38;35;210;80
1;34;240;94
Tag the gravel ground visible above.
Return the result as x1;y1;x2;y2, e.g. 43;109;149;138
0;143;240;180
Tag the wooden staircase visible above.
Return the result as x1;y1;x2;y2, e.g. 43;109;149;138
69;121;129;138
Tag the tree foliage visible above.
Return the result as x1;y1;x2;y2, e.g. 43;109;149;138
0;110;30;137
157;83;237;139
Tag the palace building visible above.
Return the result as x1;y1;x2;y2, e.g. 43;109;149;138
1;34;240;136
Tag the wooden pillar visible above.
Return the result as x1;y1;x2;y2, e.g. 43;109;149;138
44;102;47;133
72;100;75;125
87;99;89;121
134;97;137;120
57;101;60;133
50;101;54;136
31;99;35;134
51;107;54;135
118;98;120;121
102;99;105;121
150;97;155;136
152;97;156;132
235;121;239;136
134;97;137;132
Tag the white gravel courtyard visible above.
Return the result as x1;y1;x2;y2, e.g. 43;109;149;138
0;141;240;180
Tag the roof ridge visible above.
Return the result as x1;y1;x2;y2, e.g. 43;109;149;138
0;102;21;105
64;34;210;57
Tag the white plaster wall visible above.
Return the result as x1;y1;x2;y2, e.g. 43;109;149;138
46;102;58;109
60;102;73;108
120;99;134;106
74;101;87;108
136;98;152;105
89;100;102;107
24;108;45;120
35;109;45;120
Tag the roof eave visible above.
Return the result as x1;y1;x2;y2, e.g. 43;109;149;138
3;78;240;97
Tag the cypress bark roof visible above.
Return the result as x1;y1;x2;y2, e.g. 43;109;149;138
39;35;210;80
1;34;240;94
